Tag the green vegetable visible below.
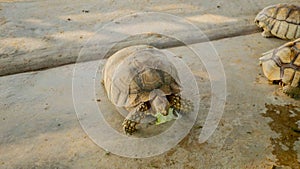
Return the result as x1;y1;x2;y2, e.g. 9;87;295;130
155;108;180;125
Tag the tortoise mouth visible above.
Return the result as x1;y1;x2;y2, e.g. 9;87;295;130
144;94;180;114
254;21;264;31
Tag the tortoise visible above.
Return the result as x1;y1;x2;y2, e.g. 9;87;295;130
254;3;300;40
102;45;193;134
259;38;300;98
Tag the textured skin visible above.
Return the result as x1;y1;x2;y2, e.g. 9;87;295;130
255;4;300;40
102;45;193;134
260;38;300;98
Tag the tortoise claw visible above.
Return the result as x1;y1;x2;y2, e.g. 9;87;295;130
168;94;194;114
122;119;138;135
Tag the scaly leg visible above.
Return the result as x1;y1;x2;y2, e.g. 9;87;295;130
122;103;149;134
167;94;194;115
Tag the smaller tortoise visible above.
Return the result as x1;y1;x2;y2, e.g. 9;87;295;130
102;45;193;134
255;3;300;40
259;38;300;98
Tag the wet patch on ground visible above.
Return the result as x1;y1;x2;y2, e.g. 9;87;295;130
262;104;300;168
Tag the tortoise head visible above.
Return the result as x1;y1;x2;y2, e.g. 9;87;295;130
254;14;267;30
254;8;272;31
149;89;170;116
254;4;278;30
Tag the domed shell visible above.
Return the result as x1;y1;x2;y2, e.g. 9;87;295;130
255;4;300;40
102;45;181;108
259;38;300;87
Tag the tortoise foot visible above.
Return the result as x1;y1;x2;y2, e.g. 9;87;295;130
122;119;138;135
122;103;149;134
261;30;273;38
168;94;194;114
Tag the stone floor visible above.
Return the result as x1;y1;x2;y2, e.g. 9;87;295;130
0;0;300;169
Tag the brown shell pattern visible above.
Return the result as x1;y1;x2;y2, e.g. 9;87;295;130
102;45;181;108
256;4;300;40
260;38;300;87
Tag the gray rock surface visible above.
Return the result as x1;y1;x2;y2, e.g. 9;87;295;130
1;33;299;168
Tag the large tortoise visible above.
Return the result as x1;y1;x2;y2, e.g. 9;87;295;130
259;38;300;98
102;45;193;134
255;3;300;40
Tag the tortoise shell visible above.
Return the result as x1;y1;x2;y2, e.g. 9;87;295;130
259;38;300;87
255;4;300;40
102;45;181;108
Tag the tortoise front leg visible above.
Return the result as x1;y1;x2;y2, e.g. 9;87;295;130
261;30;273;38
167;94;194;114
122;103;149;134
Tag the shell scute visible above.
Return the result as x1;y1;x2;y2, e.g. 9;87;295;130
260;38;300;86
255;4;300;40
102;45;181;108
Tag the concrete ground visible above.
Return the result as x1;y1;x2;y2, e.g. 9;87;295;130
1;0;300;169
